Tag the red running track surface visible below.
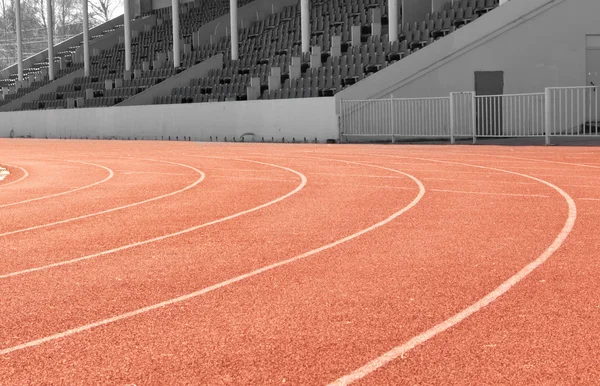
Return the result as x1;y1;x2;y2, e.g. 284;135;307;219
0;139;599;385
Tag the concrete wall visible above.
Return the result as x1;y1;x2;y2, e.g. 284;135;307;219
0;98;338;142
1;16;125;79
152;0;170;9
117;54;223;106
0;69;84;112
195;0;297;46
336;0;600;110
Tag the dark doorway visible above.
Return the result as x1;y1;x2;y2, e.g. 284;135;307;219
475;71;504;136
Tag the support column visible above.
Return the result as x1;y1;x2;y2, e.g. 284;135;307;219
46;0;55;80
83;0;90;76
124;0;132;72
389;0;398;43
230;0;238;61
301;0;310;54
15;0;23;80
172;0;180;68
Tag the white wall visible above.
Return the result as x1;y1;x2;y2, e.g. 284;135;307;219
0;98;338;142
336;0;600;108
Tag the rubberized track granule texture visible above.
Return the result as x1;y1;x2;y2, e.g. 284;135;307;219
0;139;599;385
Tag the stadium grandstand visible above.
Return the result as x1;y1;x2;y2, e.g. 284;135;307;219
0;0;599;144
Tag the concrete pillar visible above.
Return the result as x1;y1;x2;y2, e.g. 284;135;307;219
268;67;281;91
15;0;23;80
83;0;90;76
310;46;321;68
351;25;361;47
172;0;181;67
389;0;398;42
124;0;132;71
301;0;310;54
289;56;301;79
46;0;55;80
230;0;238;60
331;36;341;57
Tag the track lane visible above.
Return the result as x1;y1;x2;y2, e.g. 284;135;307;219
0;163;28;187
0;156;422;380
0;154;567;385
0;158;205;238
0;157;300;275
0;141;597;385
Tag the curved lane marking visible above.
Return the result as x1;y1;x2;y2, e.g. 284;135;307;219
327;156;577;386
0;160;114;209
0;158;425;356
0;163;29;188
0;158;306;280
0;158;205;238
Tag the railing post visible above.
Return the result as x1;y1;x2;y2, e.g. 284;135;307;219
449;92;455;144
471;92;477;144
544;87;552;145
339;98;344;143
390;94;395;143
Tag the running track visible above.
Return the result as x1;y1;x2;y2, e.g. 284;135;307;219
0;139;599;385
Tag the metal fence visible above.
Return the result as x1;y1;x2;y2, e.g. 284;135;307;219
547;86;599;136
340;96;450;141
339;86;600;144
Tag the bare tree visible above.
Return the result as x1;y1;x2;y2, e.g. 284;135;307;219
89;0;122;24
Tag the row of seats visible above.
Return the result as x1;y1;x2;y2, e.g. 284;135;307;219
24;0;255;110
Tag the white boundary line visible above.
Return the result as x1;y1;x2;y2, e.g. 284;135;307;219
0;159;306;280
0;163;28;187
0;158;205;238
0;159;425;356
0;160;114;209
327;156;577;386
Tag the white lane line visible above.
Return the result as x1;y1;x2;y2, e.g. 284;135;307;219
0;159;424;356
0;159;205;238
422;177;537;186
0;159;306;280
118;171;193;176
0;163;28;187
0;161;114;209
327;157;577;386
307;182;547;198
209;175;298;183
430;189;549;198
579;197;600;201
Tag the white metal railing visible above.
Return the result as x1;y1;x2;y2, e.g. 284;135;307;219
339;86;600;144
340;96;450;141
474;93;545;137
547;86;599;136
